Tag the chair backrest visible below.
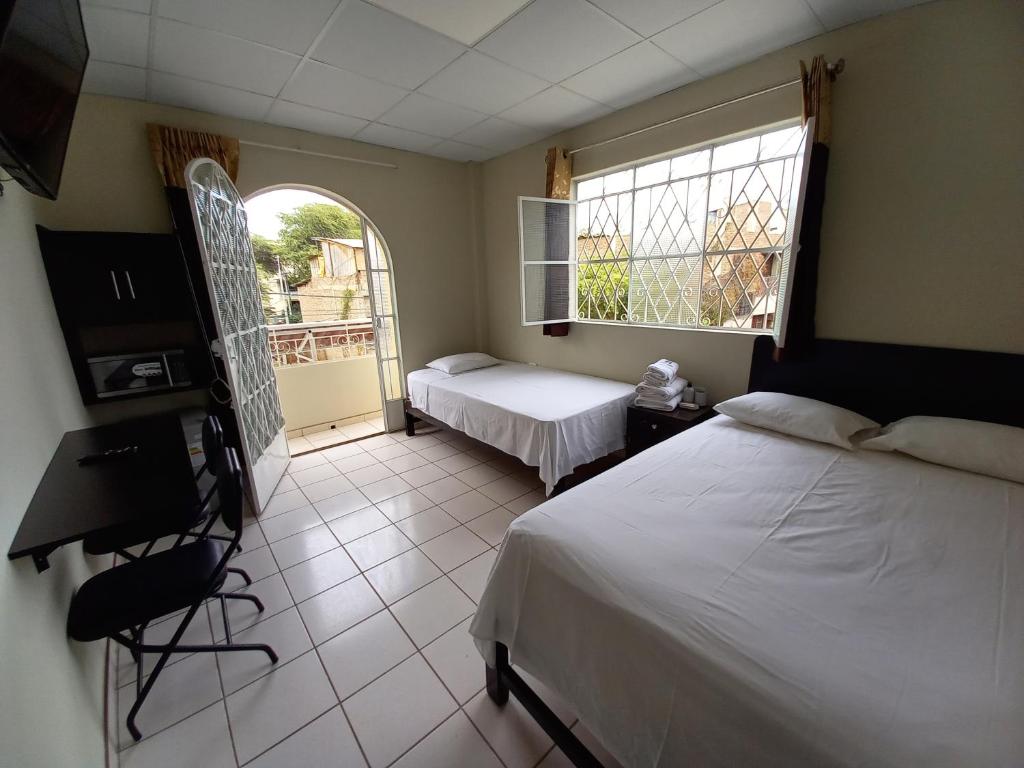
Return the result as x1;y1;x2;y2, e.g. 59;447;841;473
201;415;224;474
215;446;245;534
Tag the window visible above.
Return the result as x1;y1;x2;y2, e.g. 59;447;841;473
519;121;814;344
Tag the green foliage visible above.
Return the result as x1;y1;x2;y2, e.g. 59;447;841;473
249;202;362;289
339;288;355;321
577;262;629;321
250;234;278;273
276;203;361;286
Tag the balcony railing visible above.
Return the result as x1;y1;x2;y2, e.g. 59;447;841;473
267;319;375;368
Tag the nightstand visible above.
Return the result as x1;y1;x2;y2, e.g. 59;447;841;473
625;403;715;458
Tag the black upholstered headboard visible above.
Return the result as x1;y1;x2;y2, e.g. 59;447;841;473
747;335;1024;428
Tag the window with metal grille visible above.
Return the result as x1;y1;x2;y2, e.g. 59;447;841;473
519;120;814;346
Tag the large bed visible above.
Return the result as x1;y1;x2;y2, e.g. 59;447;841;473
469;337;1024;767
406;362;635;494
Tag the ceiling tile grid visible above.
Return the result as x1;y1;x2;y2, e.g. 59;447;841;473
79;0;934;162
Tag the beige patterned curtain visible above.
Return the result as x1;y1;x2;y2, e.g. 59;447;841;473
147;123;240;189
800;55;833;146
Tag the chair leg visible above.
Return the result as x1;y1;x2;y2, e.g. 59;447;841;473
216;591;264;612
124;600;204;741
226;566;252;586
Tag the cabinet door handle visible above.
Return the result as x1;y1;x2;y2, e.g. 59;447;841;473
109;270;121;300
123;270;136;300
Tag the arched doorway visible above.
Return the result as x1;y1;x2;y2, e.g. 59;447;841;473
243;185;405;454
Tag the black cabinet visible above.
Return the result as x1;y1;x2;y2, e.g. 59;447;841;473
37;227;211;404
625;404;715;458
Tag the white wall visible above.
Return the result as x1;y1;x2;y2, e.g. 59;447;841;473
276;356;381;430
478;0;1024;400
0;184;105;767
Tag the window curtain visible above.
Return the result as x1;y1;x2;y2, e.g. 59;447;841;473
543;146;572;337
776;55;835;360
146;123;240;189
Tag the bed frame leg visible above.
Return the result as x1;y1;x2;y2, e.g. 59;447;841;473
404;409;416;437
486;642;510;705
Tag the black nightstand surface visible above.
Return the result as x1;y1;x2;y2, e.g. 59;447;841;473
625;403;715;458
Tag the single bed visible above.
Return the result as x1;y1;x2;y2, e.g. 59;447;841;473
405;362;635;494
469;337;1024;768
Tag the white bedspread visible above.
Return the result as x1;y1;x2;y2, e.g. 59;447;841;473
407;363;635;494
470;415;1024;767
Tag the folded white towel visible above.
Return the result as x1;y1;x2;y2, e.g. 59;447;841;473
634;393;682;412
645;359;678;383
635;377;688;400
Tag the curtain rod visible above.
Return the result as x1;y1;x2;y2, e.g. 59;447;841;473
570;59;845;156
239;139;399;169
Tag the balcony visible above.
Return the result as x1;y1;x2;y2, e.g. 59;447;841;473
270;318;384;454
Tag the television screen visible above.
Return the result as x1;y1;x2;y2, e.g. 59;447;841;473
0;0;88;199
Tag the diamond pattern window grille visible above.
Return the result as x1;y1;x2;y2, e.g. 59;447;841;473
574;123;806;332
188;160;284;464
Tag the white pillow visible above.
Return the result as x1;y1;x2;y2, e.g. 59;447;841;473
715;392;879;449
860;416;1024;483
426;352;499;375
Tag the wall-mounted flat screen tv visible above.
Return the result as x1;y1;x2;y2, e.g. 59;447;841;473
0;0;89;200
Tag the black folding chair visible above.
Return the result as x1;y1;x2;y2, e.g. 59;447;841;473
67;447;277;741
81;415;251;585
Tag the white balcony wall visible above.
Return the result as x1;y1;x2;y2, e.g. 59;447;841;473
275;355;381;431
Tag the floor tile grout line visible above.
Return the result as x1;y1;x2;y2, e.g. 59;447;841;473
209;605;243;768
235;704;349;768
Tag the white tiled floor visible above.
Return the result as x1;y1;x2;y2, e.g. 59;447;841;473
288;416;386;456
113;425;614;768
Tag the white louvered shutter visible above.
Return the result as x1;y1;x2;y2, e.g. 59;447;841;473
518;196;577;325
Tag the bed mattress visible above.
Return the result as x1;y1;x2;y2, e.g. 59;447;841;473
407;363;635;494
470;415;1024;767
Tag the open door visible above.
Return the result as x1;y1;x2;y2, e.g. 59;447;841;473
186;158;289;512
363;227;405;431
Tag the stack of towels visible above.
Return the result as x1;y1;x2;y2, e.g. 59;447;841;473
635;359;688;411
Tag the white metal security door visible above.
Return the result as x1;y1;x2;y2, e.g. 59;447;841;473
186;158;288;512
362;226;405;431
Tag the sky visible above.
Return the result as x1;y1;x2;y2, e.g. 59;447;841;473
244;189;348;240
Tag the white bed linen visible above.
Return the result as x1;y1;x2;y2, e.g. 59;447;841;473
471;415;1024;767
407;363;635;494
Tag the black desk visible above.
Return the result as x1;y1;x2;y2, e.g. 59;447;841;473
8;413;201;572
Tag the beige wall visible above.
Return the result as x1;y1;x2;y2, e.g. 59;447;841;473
35;94;480;376
478;0;1024;401
0;185;105;767
276;357;381;430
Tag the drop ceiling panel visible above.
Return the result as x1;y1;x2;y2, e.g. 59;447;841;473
378;93;486;138
500;86;611;132
652;0;824;76
418;51;548;114
804;0;932;30
281;61;409;120
356;123;441;153
430;141;493;162
312;1;465;90
562;42;699;109
157;0;339;55
477;0;640;82
367;0;531;46
453;117;542;153
153;19;301;96
149;71;274;121
82;60;147;99
585;0;720;37
81;7;149;67
266;101;369;139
